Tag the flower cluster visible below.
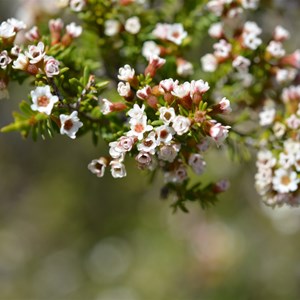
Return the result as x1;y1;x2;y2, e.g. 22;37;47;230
255;86;300;207
88;63;231;203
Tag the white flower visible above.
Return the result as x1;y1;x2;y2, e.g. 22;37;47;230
110;160;127;178
256;150;276;169
279;152;295;169
207;0;224;16
286;114;300;129
109;141;125;161
117;82;131;97
49;18;64;32
273;25;290;42
118;64;135;81
188;153;206;175
127;115;153;140
135;151;154;169
266;41;286;58
208;22;223;39
11;45;21;56
273;122;286;138
259;107;276;126
0;21;16;39
232;56;251;72
283;139;300;156
59;111;83;139
25;42;45;64
241;0;259;9
155;125;175;145
142;41;161;59
242;32;262;50
136;85;151;100
209;121;230;145
201;54;218;72
115;136;135;153
25;26;40;41
0;51;12;69
218;97;232;113
166;23;187;45
12;53;29;70
99;98;113;115
137;131;158;154
157;143;180;162
171;82;191;98
172;115;191;135
159;107;176;125
125;16;141;34
272;168;299;193
275;69;297;83
243;21;262;35
152;23;170;40
66;22;82;38
128;104;145;120
88;157;107;178
69;0;86;11
176;60;193;77
7;18;26;31
30;85;59;115
159;78;178;93
104;19;120;36
190;80;210;97
213;39;232;58
44;56;60;77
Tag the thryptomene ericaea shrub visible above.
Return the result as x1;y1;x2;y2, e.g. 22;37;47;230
1;0;300;211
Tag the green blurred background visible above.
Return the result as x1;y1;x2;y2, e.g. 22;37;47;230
1;1;300;299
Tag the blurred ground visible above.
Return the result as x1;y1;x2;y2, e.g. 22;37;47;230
1;1;300;299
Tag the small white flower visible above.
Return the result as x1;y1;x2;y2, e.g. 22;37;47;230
272;122;286;138
207;0;224;16
0;51;12;69
166;23;187;45
128;104;145;120
201;53;218;72
159;79;178;93
172;115;191;135
171;82;191;98
109;141;125;161
159;107;176;125
12;53;29;70
110;160;127;178
136;85;151;100
286;114;300;129
30;85;59;115
157;143;180;162
135;151;154;169
11;45;21;57
275;69;297;83
266;41;286;58
213;39;232;58
137;131;158;154
0;21;16;39
209;121;230;145
259;107;276;126
256;150;276;169
59;111;83;139
176;60;193;77
69;0;86;12
7;18;26;31
243;21;262;35
208;22;223;39
242;32;262;50
284;139;300;156
142;41;161;59
152;23;170;40
241;0;259;9
232;56;251;73
117;82;131;98
125;16;141;35
272;168;299;193
49;18;64;32
115;136;135;153
25;42;45;64
218;97;232;113
88;157;107;178
25;26;40;41
118;64;135;81
273;25;290;42
155;125;175;145
190;80;210;97
66;22;82;38
99;98;113;115
104;19;120;36
127;115;153;140
188;153;206;175
44;56;60;77
279;152;295;169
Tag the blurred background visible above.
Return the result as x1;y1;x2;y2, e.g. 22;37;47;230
1;1;300;299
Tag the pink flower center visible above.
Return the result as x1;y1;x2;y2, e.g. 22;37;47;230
37;95;50;107
134;123;144;133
